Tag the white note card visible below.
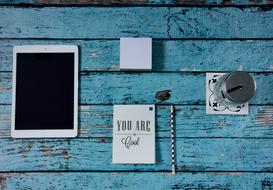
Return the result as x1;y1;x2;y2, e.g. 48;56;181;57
112;105;155;164
120;37;152;70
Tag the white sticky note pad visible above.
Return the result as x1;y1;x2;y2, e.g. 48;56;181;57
120;37;152;70
112;105;155;164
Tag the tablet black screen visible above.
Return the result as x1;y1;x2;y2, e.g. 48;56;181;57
15;53;75;130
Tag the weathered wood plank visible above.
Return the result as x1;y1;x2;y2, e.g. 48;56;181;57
1;39;273;72
1;105;273;138
1;172;273;190
61;72;273;105
0;7;273;39
0;0;272;5
168;7;273;39
0;0;156;5
0;138;272;171
0;72;272;105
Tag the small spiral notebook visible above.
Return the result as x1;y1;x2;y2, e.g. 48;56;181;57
112;105;155;164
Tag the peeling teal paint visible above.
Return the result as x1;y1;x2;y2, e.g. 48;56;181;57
0;4;272;190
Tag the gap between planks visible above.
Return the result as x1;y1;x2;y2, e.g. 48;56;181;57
1;170;273;173
1;137;273;139
0;4;272;8
0;71;273;74
0;37;267;41
1;103;273;106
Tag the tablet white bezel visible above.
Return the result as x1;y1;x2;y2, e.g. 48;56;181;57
11;45;78;138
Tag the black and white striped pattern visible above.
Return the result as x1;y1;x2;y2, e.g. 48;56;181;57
170;105;176;175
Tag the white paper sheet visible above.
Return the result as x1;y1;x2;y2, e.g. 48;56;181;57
112;105;155;164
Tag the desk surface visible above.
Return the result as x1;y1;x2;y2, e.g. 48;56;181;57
0;1;273;189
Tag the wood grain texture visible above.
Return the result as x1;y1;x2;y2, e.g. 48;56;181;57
1;39;273;72
0;138;273;171
0;72;272;105
0;4;272;189
1;105;273;138
1;172;273;190
80;72;272;105
1;7;273;39
0;0;272;5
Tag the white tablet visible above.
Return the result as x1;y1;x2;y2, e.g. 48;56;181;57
11;45;78;138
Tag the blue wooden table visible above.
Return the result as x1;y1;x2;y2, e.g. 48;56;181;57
0;0;273;189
